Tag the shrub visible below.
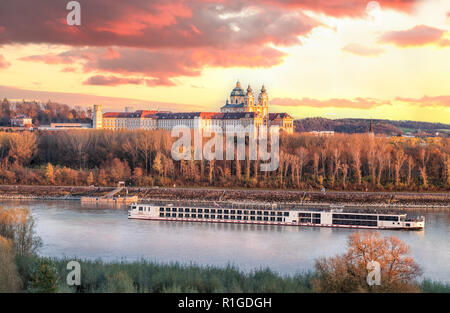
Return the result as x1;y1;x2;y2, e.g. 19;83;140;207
0;236;21;292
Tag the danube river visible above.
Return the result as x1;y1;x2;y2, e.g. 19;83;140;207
2;200;449;282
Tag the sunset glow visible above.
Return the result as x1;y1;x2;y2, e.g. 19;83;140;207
0;0;449;122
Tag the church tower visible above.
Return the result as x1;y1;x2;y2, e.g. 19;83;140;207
258;85;269;118
93;104;103;129
245;85;255;111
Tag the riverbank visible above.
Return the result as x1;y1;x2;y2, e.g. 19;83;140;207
16;256;450;293
0;185;448;209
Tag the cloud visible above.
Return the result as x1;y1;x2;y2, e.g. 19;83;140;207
258;0;418;17
0;1;423;88
272;95;450;110
0;1;318;49
380;24;447;47
83;75;144;86
0;54;10;69
9;1;314;85
21;46;286;84
396;95;450;107
0;84;208;111
342;43;384;56
271;97;391;109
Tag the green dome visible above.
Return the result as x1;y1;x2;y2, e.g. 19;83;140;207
230;81;245;97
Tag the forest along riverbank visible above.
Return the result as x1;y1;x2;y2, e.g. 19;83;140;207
0;185;448;209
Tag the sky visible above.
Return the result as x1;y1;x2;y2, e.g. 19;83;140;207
0;0;449;122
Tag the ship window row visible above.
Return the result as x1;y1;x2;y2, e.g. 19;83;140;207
379;216;399;222
159;207;289;216
159;212;284;222
298;213;321;218
299;217;321;224
332;219;377;226
332;214;378;221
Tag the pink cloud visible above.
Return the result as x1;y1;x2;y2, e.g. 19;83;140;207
0;1;318;49
380;25;446;47
21;46;286;84
258;0;418;17
342;43;384;56
0;54;10;69
7;1;316;85
83;75;144;86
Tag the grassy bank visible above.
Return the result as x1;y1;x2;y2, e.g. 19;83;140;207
15;256;450;293
18;256;314;293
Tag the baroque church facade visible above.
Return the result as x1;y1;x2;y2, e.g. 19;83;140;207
93;82;294;134
220;82;269;119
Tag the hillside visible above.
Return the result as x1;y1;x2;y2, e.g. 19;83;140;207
294;118;450;135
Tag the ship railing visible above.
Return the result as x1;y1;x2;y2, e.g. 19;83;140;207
138;199;414;215
405;216;425;222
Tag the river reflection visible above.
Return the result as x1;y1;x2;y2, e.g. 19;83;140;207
1;200;448;282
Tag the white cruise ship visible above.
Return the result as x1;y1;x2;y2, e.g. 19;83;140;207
128;203;425;230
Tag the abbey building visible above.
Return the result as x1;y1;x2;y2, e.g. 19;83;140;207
93;82;294;134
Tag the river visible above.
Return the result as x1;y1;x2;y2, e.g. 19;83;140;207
1;200;449;282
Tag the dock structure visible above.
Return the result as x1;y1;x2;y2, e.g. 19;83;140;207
81;182;138;204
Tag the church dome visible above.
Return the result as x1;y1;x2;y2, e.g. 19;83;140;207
230;81;245;97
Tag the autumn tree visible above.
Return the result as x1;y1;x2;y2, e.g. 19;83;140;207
64;130;91;169
393;149;407;187
8;132;37;166
313;232;422;293
45;163;55;185
0;207;42;256
87;171;94;186
350;136;363;185
108;158;131;184
416;148;430;188
152;152;163;177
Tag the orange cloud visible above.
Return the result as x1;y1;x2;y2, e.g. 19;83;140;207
271;97;391;109
272;95;450;110
342;43;384;56
380;25;447;47
396;95;450;107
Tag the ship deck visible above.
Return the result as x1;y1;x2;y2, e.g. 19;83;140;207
136;199;415;216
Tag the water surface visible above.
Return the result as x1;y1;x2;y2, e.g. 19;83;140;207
2;200;448;281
